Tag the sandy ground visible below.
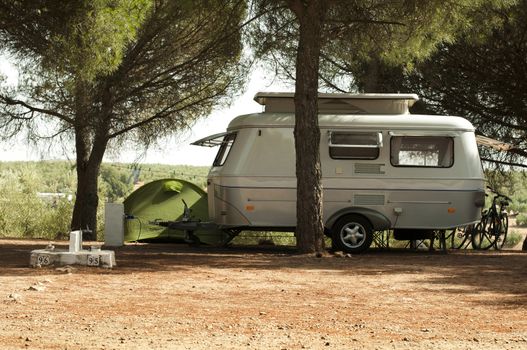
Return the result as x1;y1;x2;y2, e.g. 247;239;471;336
0;237;526;350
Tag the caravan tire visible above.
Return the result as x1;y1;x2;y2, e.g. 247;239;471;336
332;214;373;254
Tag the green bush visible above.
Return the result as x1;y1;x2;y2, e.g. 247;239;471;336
515;213;527;227
504;230;523;248
0;168;73;239
40;199;75;240
230;231;296;246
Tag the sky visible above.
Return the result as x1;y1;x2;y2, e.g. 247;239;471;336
106;69;289;166
0;58;290;166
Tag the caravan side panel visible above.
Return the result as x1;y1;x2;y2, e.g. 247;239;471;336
206;113;485;231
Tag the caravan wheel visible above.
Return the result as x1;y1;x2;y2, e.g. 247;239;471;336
332;215;373;254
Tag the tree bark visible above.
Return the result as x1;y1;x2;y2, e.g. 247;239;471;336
70;125;108;241
288;0;328;254
70;80;110;241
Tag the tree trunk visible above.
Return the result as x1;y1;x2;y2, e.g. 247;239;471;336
71;158;101;241
289;0;328;254
70;125;108;241
70;80;110;241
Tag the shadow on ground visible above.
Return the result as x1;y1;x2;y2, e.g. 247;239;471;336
1;239;526;307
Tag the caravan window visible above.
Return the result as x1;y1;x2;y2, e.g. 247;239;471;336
390;136;453;168
329;131;382;160
213;133;236;166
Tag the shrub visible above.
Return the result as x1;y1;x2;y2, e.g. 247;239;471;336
504;230;523;248
230;231;296;246
515;213;527;227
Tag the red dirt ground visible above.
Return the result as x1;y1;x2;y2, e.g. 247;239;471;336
0;239;526;349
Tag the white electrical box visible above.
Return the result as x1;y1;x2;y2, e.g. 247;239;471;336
104;203;124;247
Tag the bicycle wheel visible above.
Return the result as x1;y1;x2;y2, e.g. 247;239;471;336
450;225;473;249
494;213;508;250
444;228;456;249
430;230;448;251
471;218;495;250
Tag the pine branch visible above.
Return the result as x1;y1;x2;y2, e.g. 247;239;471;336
0;95;73;124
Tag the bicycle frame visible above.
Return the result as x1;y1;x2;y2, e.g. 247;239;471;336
472;187;510;250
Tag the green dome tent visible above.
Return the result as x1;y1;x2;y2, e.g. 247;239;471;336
123;178;225;244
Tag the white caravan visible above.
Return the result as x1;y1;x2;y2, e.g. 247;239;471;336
193;92;486;253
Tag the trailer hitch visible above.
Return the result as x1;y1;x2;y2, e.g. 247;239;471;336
150;200;216;245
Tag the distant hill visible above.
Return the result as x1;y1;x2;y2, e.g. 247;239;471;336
0;160;209;198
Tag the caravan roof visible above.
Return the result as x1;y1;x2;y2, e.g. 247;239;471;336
227;113;475;132
192;93;475;147
240;92;474;131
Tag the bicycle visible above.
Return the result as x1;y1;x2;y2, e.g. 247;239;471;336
471;187;511;250
447;224;476;250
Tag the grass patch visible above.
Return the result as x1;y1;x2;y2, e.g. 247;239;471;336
230;231;296;246
504;230;523;248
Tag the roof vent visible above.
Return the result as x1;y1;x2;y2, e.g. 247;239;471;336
254;92;418;115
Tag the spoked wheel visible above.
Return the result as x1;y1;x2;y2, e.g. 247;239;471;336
471;219;496;250
494;214;508;250
450;225;474;249
332;215;373;254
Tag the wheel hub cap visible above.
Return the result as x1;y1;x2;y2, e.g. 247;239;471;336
341;224;365;247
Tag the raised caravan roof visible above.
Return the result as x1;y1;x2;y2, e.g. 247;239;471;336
254;92;419;115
